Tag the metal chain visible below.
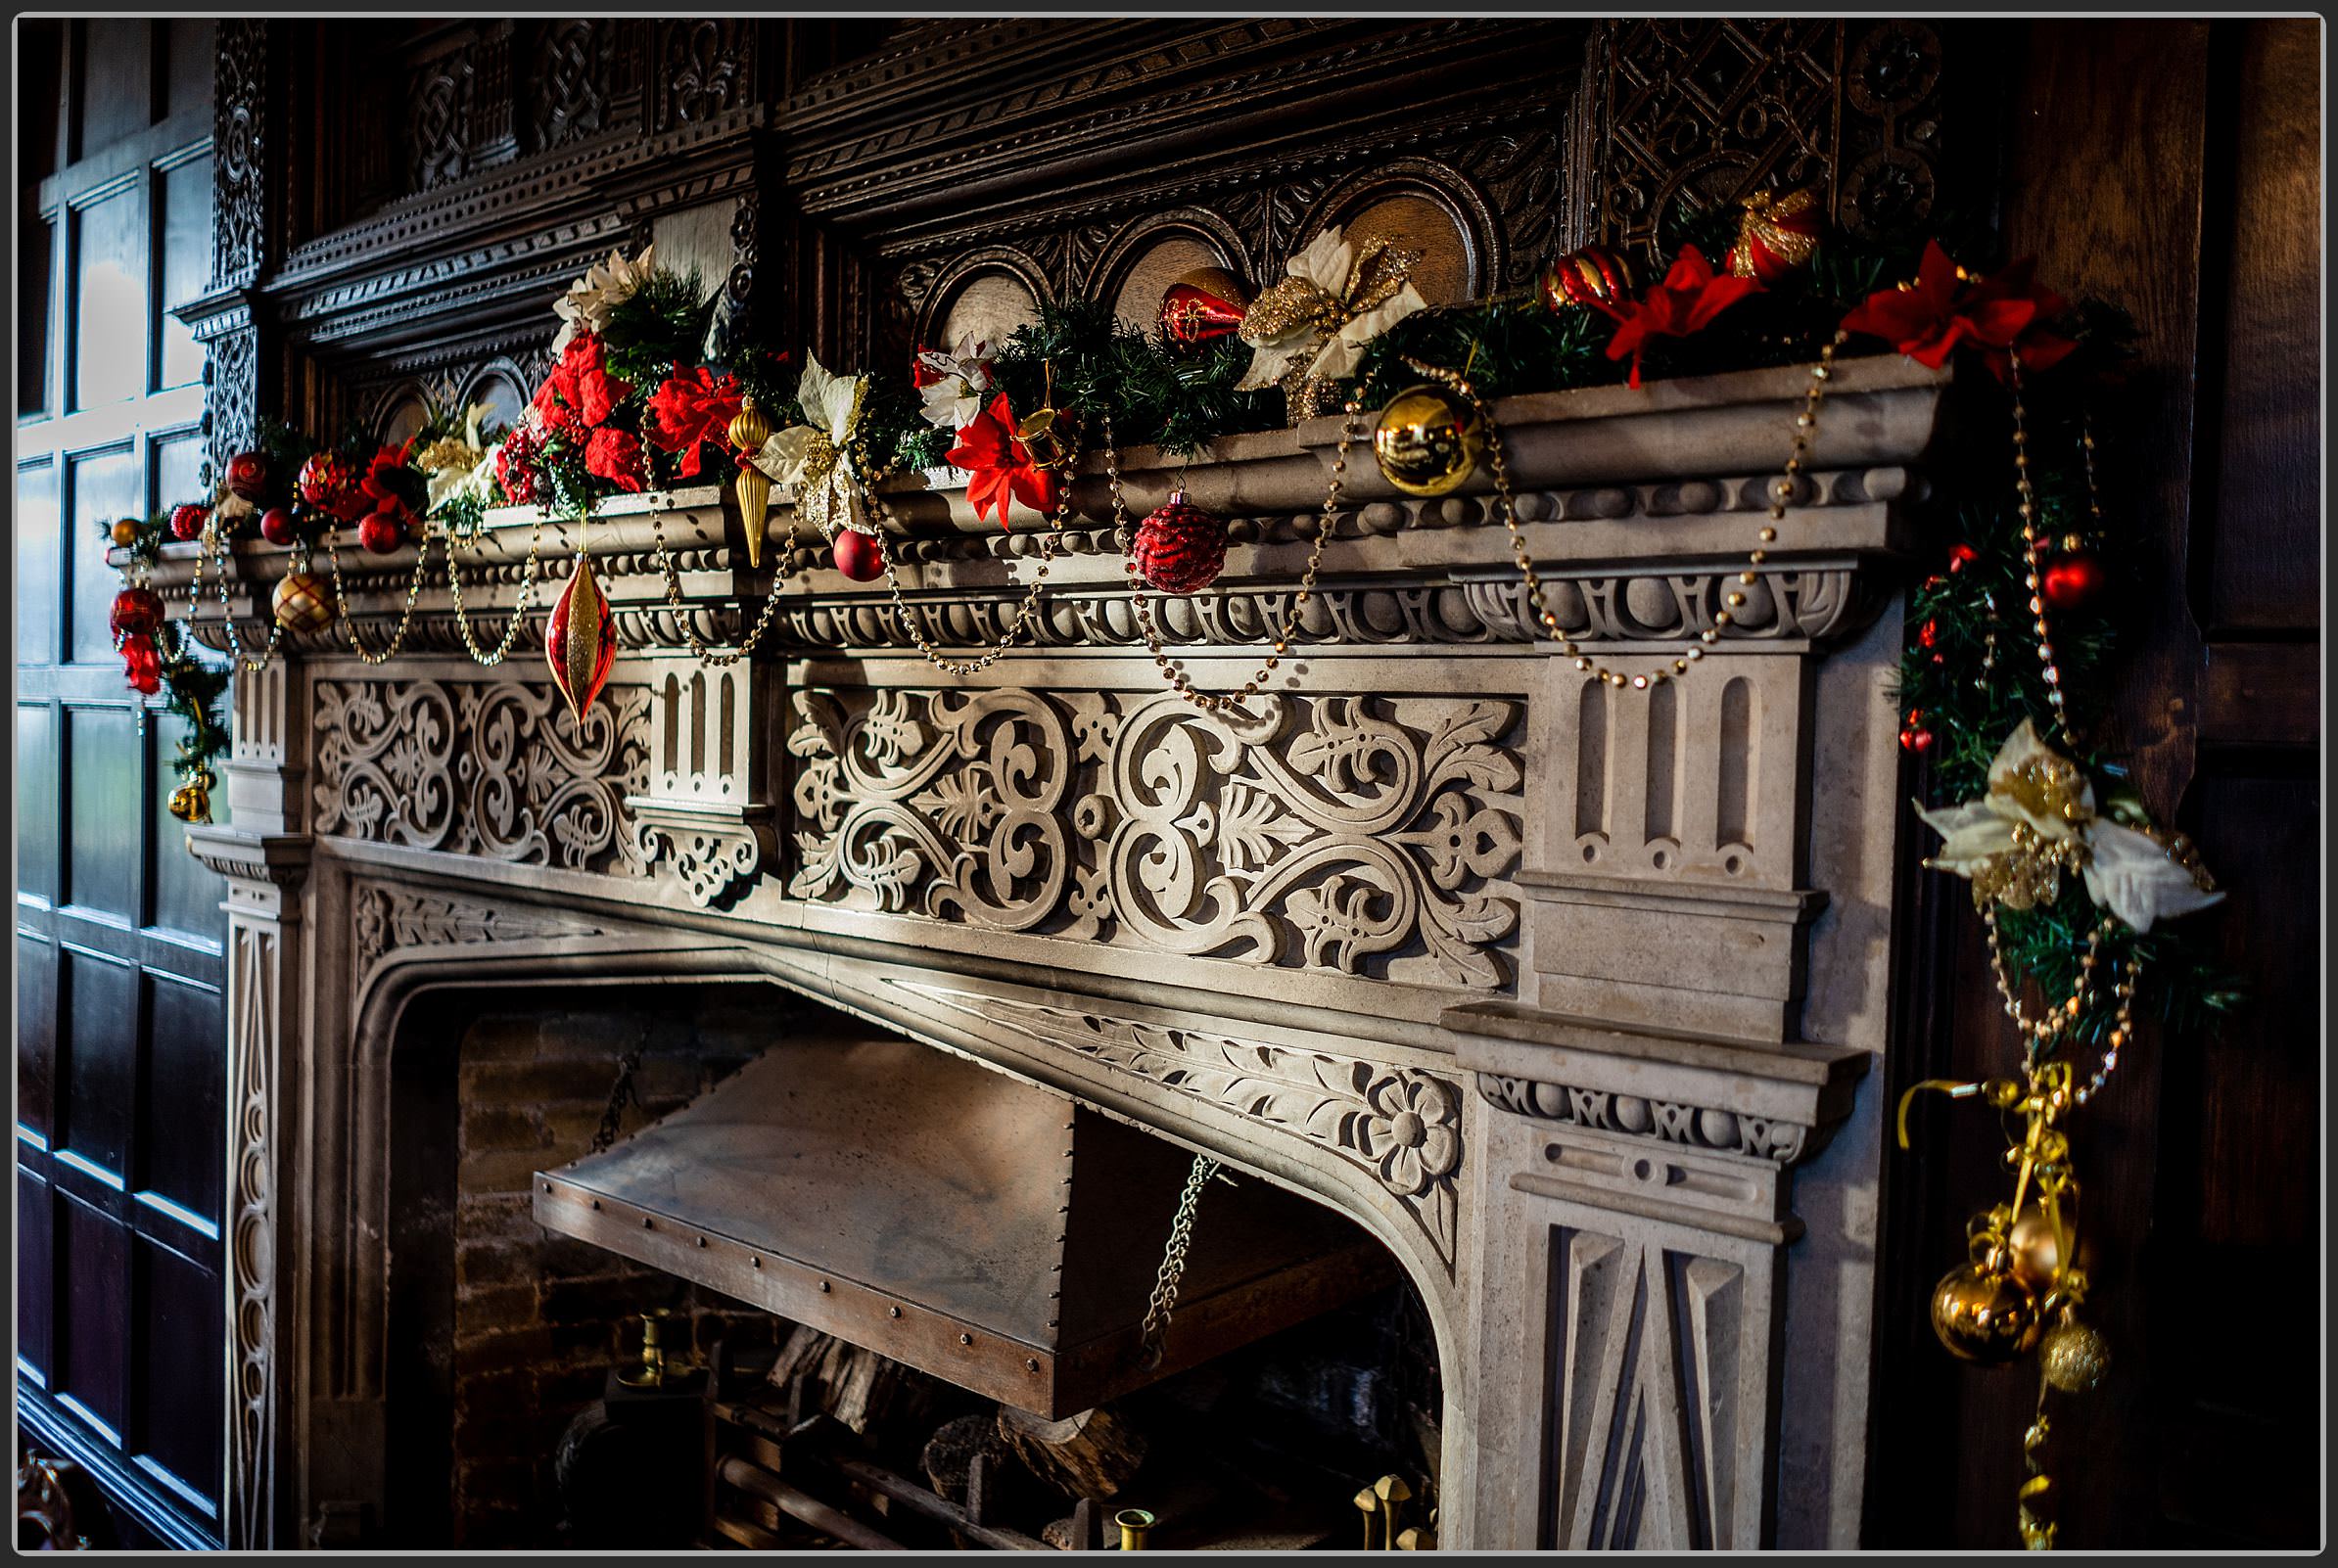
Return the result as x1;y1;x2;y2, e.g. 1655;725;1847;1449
646;491;800;667
1136;1153;1222;1370
860;437;1069;675
589;1038;646;1155
323;519;438;666
2005;348;2079;748
192;518;285;673
444;513;551;666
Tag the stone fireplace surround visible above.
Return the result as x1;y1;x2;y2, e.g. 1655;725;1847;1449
164;358;1943;1550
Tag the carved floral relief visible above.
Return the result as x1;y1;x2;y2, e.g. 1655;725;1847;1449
790;687;1524;991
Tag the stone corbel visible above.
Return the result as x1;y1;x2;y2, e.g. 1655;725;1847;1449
623;655;774;908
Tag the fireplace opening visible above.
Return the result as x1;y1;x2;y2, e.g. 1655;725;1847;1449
383;981;1443;1550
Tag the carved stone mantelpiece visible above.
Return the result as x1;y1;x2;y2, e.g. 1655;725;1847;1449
146;357;1936;1550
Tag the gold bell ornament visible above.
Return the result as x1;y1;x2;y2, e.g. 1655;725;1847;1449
727;392;773;569
1372;383;1486;498
167;765;215;825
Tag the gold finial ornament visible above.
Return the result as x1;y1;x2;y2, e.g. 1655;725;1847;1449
727;393;773;569
1372;385;1485;497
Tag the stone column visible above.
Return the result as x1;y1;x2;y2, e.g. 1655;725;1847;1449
187;658;313;1549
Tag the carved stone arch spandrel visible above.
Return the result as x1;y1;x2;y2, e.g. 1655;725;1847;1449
1087;207;1253;326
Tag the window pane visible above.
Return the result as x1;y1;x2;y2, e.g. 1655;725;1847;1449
73;19;155;154
68;445;139;666
156;156;210;391
149;428;208;517
17;459;61;666
20;214;54;414
71;186;147;412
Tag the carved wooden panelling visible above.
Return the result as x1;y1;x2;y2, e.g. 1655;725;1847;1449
787;686;1523;991
654;20;754;132
309;677;653;875
524;20;619;154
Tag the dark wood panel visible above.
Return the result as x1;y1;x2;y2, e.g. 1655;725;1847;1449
163;19;216;121
65;705;141;919
60;945;139;1181
19;1168;57;1382
18;934;58;1141
19;703;62;900
133;1236;224;1516
137;972;226;1227
2200;19;2320;634
17;458;63;669
65;445;139;666
2199;640;2317;747
57;1189;132;1444
73;20;156;158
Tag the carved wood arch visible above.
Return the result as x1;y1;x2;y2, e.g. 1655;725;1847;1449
1300;155;1500;303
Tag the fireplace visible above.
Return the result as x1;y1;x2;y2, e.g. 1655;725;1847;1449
173;357;1940;1549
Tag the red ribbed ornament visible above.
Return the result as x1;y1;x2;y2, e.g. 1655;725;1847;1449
544;555;617;725
110;586;164;640
1131;489;1229;595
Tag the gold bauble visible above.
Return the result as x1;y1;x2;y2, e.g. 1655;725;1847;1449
1372;384;1485;498
1929;1262;2042;1364
111;518;141;547
728;393;773;569
271;571;335;634
2005;1204;2064;1294
167;767;214;826
2039;1314;2111;1394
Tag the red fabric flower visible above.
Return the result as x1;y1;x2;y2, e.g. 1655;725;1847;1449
910;347;943;390
120;633;162;696
360;444;425;514
645;364;744;478
1598;245;1761;389
584;426;647;493
944;392;1061;530
1840;241;2075;381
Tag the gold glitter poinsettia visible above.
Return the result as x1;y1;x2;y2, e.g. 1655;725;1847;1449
749;353;868;539
1235;225;1428;392
1917;719;2222;933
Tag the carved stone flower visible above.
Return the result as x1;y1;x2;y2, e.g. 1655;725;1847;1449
1361;1072;1460;1196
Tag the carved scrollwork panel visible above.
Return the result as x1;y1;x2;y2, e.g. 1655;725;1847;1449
311;677;652;875
789;687;1523;992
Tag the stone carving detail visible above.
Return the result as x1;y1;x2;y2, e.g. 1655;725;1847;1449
312;678;652;875
210;20;269;289
351;883;604;981
634;822;764;910
1477;1073;1810;1164
200;317;260;481
406;48;477;193
1547;1229;1756;1548
899;985;1463;1270
1577;19;1945;252
227;920;277;1549
791;688;1523;990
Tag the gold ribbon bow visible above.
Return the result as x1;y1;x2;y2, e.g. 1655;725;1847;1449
751;353;869;541
1237;225;1429;392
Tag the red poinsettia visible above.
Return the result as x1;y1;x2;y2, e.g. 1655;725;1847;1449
1597;245;1762;389
120;633;162;696
360;444;427;516
1839;240;2075;381
584;426;647;493
531;332;632;431
645;363;744;478
944;392;1061;530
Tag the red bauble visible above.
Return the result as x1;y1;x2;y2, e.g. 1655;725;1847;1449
356;510;404;555
1917;618;1940;649
169;503;210;541
545;556;617;725
2039;552;2107;613
1724;188;1823;283
1946;542;1980;574
259;507;299;547
225;449;271;503
1539;246;1637;312
110;586;164;640
832;527;886;582
298;451;370;523
1898;709;1935;754
1130;492;1229;595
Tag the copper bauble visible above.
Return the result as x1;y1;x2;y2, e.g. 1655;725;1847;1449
1929;1262;2042;1364
2039;1313;2111;1394
1539;245;1638;312
1372;384;1485;498
110;517;141;548
2005;1205;2064;1294
272;571;335;634
727;393;773;569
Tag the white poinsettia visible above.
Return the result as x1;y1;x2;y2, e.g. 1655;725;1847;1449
1916;718;2221;933
435;442;501;513
1236;224;1427;392
748;353;868;537
915;334;997;431
551;243;657;351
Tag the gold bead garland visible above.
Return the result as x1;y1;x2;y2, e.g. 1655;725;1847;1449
2005;348;2078;749
444;514;551;667
180;518;286;673
646;491;801;668
323;518;438;666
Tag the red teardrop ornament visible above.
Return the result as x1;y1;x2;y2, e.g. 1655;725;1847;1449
1160;276;1250;346
545;555;617;725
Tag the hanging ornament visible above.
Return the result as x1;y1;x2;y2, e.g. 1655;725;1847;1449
1725;187;1824;282
1373;383;1486;497
2038;1309;2111;1394
297;451;365;522
832;526;885;582
225;449;272;504
271;571;335;633
1947;541;1981;574
727;392;773;569
545;554;616;726
356;510;405;555
167;765;215;826
1130;489;1230;594
1538;245;1637;312
1929;1259;2042;1364
110;517;140;548
1898;710;1935;754
2004;1204;2066;1293
110;586;164;640
1160;267;1252;347
2038;552;2107;613
170;503;210;541
259;507;299;547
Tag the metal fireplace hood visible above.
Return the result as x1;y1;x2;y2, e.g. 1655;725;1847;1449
534;1030;1392;1417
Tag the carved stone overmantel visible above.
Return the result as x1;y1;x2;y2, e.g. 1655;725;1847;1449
145;358;1940;1550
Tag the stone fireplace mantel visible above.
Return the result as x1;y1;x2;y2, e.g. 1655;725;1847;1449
164;356;1946;1549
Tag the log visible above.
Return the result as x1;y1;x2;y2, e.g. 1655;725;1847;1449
996;1405;1147;1499
766;1322;937;1439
